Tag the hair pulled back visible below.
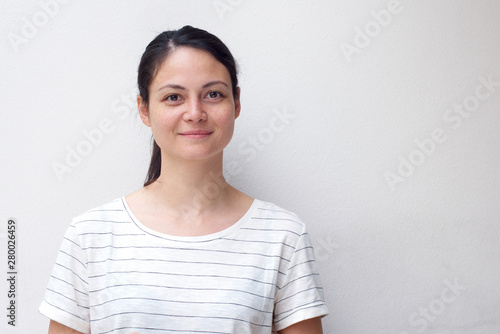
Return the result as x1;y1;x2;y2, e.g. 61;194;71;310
137;25;239;187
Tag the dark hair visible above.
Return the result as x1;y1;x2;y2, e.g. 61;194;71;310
137;25;239;187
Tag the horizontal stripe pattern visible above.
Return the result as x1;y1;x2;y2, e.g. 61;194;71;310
40;197;328;333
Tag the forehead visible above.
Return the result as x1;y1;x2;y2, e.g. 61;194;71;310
152;47;231;88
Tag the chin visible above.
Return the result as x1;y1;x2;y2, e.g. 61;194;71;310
181;149;224;162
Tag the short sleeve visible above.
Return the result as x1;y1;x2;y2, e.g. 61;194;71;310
273;226;329;331
39;221;90;333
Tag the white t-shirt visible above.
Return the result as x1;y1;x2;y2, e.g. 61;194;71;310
39;197;329;333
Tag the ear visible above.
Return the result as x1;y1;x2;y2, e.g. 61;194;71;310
234;87;241;119
137;95;151;127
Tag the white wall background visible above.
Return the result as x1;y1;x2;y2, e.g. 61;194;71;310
1;0;500;333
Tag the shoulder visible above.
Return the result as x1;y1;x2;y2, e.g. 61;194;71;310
250;199;307;238
70;197;128;230
63;197;137;250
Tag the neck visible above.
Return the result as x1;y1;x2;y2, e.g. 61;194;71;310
148;153;232;214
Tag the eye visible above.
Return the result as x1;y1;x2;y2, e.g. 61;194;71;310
207;91;223;99
165;94;181;102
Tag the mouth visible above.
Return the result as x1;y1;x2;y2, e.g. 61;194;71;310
179;130;213;138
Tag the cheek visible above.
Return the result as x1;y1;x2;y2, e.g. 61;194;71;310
218;115;236;143
150;110;175;129
148;113;177;144
217;113;236;132
216;105;237;123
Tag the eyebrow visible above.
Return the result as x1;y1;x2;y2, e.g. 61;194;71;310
157;80;228;92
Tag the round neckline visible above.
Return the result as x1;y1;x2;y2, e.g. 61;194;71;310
121;196;257;242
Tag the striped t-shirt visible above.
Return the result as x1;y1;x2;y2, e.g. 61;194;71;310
39;197;329;333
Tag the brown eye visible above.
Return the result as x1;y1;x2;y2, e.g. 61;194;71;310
166;94;180;102
207;91;222;99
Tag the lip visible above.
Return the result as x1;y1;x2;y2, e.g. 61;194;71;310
179;130;213;138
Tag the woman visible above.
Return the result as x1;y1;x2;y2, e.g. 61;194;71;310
40;25;328;334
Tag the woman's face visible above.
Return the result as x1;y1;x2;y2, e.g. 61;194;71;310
138;46;240;164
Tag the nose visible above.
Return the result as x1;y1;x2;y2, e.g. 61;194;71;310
183;97;207;122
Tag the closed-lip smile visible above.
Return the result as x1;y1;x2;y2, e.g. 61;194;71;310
179;130;213;137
